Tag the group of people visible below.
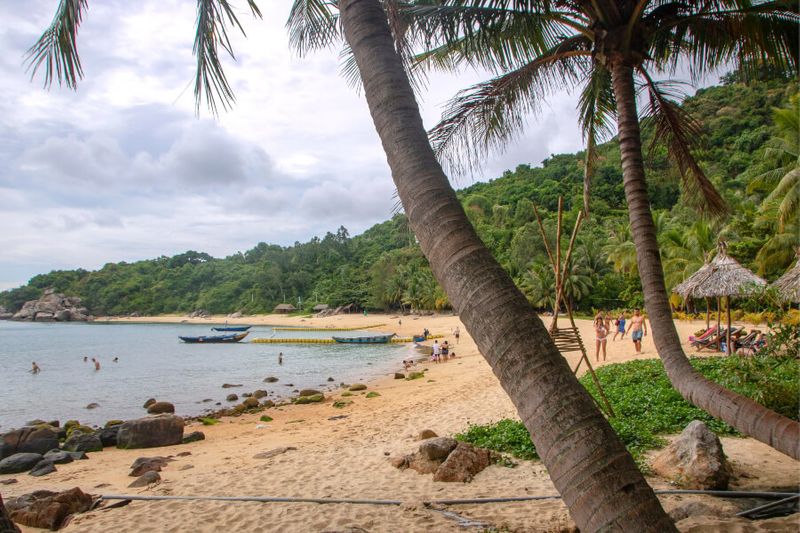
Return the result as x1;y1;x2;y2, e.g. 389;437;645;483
430;339;455;363
593;309;648;362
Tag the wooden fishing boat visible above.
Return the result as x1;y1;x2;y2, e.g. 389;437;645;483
179;332;249;343
332;333;396;344
211;325;251;332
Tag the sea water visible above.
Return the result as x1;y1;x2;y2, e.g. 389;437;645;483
0;321;412;430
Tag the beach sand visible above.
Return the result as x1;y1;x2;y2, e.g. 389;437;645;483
3;313;798;532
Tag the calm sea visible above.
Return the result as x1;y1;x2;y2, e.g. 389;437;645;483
0;321;412;430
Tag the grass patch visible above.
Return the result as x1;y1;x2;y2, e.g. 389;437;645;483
259;415;273;422
365;391;381;398
406;371;425;380
457;356;799;465
199;417;219;426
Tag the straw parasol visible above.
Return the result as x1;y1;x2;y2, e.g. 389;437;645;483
672;261;714;329
771;249;800;304
689;242;767;353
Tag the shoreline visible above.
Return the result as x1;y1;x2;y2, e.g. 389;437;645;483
3;313;796;532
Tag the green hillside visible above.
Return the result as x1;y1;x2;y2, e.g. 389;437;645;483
2;76;796;316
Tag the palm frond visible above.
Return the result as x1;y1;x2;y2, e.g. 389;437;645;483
25;0;89;89
406;1;582;73
577;64;615;216
194;0;262;115
287;0;341;56
648;1;800;81
429;37;591;176
639;69;728;217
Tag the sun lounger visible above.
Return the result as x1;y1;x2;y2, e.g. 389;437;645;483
689;326;718;346
694;327;743;352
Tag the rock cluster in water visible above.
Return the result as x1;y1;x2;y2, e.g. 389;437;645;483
5;288;91;322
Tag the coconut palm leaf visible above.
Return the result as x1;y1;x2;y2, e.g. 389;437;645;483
428;36;591;175
25;0;89;89
193;0;263;115
287;0;341;56
577;64;615;215
638;72;728;217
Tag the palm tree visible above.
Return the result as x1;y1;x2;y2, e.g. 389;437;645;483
401;0;799;459
29;0;679;528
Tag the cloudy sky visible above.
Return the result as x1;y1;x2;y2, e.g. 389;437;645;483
0;0;590;290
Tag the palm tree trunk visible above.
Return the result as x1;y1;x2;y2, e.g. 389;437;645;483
610;62;800;459
339;1;676;530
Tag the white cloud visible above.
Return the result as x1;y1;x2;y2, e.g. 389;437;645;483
0;0;592;289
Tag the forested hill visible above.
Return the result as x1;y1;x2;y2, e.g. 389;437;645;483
1;75;796;316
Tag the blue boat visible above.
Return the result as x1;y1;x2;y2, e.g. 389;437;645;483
332;333;396;344
179;332;249;343
211;325;251;332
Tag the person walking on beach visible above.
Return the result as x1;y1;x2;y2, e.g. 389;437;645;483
612;312;627;341
278;352;283;365
432;340;441;363
454;327;460;344
31;362;41;374
627;309;648;354
594;317;608;362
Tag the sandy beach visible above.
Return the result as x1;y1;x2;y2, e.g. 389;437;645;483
3;313;798;532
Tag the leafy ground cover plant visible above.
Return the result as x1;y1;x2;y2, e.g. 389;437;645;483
457;356;799;464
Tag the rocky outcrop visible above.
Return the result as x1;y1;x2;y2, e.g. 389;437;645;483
391;438;495;482
1;426;60;460
116;415;184;449
146;402;175;415
651;420;732;490
62;432;103;453
9;289;91;322
6;488;92;531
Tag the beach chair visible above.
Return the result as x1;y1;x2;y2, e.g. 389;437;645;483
697;327;743;352
689;325;718;346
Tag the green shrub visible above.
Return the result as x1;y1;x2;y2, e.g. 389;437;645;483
259;415;273;422
456;356;799;464
200;417;219;425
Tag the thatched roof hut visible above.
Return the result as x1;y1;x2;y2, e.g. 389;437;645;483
273;303;297;313
672;262;713;299
313;304;329;312
687;242;766;353
772;250;800;303
690;246;766;299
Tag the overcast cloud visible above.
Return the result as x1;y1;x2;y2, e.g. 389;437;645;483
0;0;588;290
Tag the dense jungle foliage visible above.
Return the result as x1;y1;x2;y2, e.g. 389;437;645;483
1;76;797;316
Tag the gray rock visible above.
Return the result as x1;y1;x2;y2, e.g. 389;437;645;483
43;450;74;464
143;398;156;409
348;384;367;391
146;401;175;415
5;487;92;530
67;451;89;461
1;426;60;459
417;429;438;440
253;446;297;459
63;432;103;453
394;373;405;379
0;453;44;474
0;478;17;485
116;415;184;449
299;389;322;397
263;376;279;383
85;403;100;410
226;394;239;402
252;390;268;399
98;425;121;447
651;420;732;490
127;471;161;487
433;442;492;482
221;383;242;388
419;437;457;461
182;431;205;444
28;460;56;477
130;456;171;477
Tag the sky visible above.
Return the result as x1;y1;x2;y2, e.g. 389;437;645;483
0;0;589;291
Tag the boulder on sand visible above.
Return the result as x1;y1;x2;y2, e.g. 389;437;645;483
28;460;57;477
6;487;92;531
128;471;161;488
433;442;493;482
651;420;731;490
0;453;43;475
182;431;205;444
116;415;184;450
129;456;172;477
62;432;103;453
1;426;60;460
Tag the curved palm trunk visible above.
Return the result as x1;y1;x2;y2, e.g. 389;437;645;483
610;63;800;460
339;1;676;530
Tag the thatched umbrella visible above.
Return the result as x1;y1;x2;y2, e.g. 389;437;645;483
672;261;714;329
690;242;767;353
771;249;800;304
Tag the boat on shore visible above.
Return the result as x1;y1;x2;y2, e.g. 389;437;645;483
332;333;396;344
179;332;249;343
211;325;251;332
